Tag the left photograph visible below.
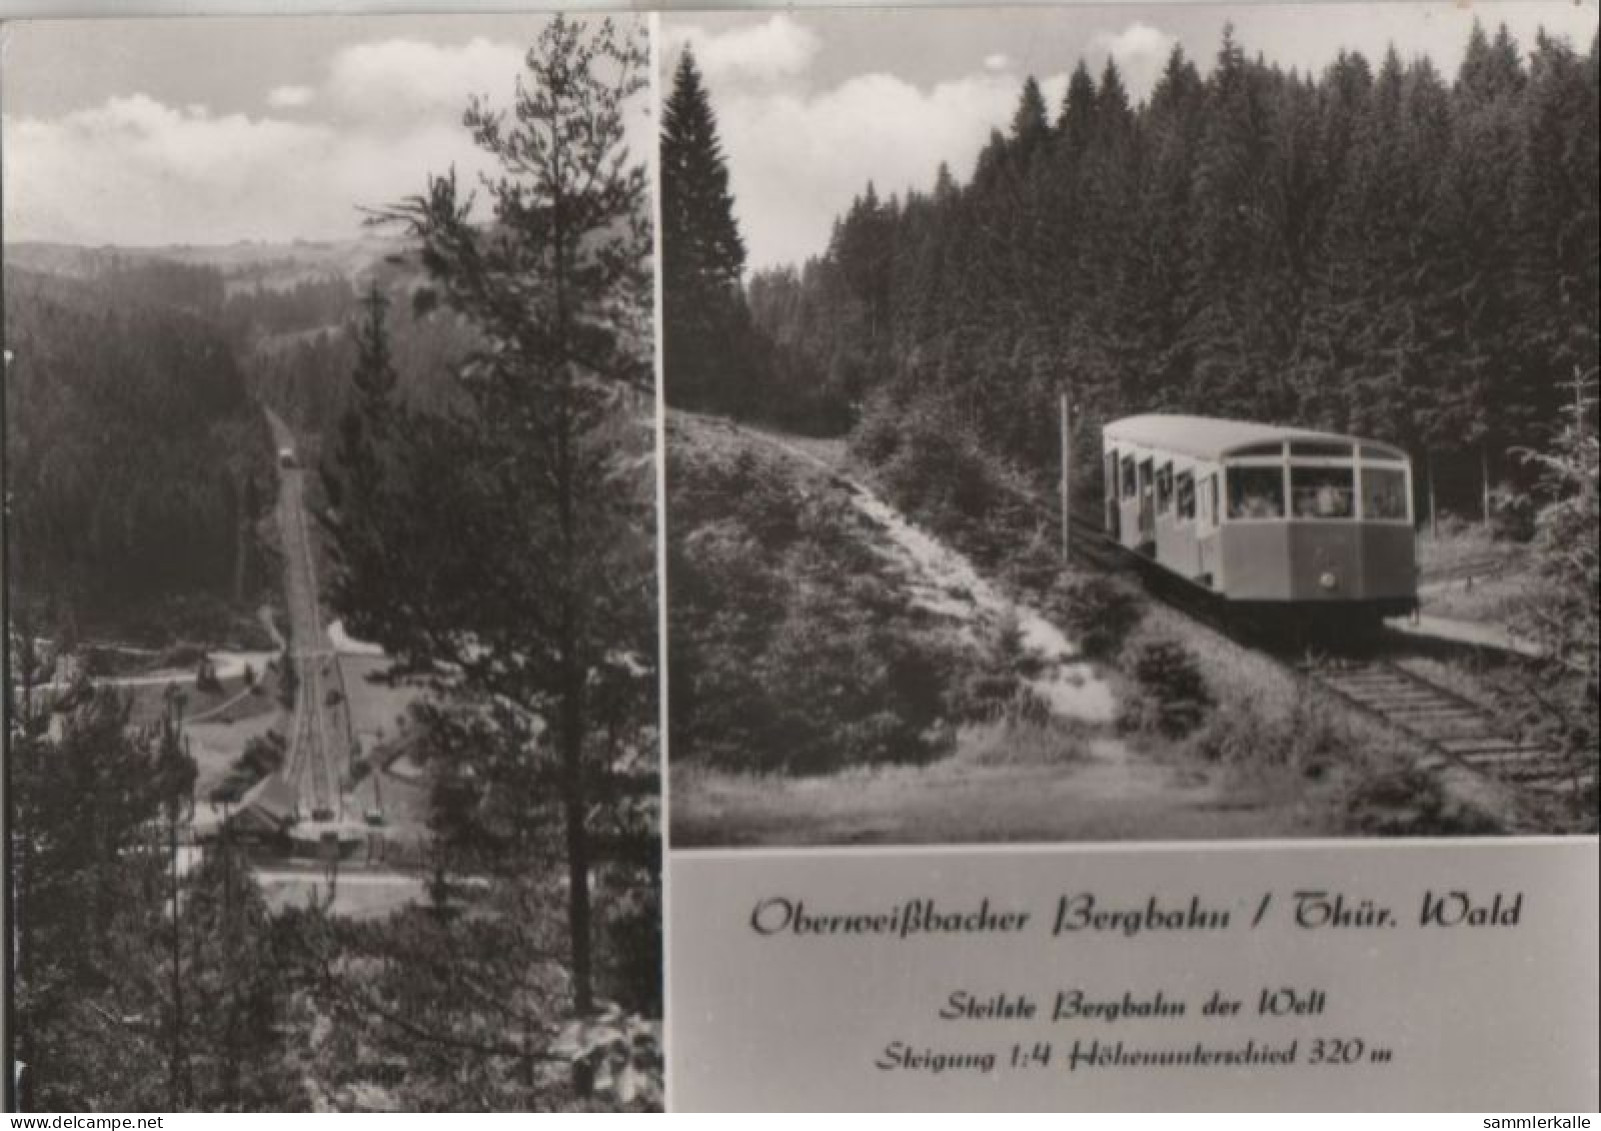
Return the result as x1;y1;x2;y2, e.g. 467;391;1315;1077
2;14;661;1112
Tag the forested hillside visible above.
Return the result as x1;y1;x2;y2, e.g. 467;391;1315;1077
4;263;276;643
240;275;474;440
3;234;477;649
720;24;1597;516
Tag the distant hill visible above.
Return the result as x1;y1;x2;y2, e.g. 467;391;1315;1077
5;234;415;293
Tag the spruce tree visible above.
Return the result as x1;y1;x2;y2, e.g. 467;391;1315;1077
661;47;750;412
1058;61;1098;145
319;283;398;597
1010;76;1050;154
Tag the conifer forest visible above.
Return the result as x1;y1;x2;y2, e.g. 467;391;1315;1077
2;4;1598;1114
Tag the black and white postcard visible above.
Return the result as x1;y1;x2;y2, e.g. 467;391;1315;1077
2;0;1598;1115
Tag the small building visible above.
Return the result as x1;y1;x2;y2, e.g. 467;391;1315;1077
227;772;298;839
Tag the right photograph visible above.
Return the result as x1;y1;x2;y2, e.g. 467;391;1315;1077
659;3;1599;849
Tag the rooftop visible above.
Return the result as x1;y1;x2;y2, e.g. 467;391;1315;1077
1103;414;1405;461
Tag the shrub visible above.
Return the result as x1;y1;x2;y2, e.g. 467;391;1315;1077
850;398;902;466
209;729;289;805
277;647;298;709
1118;637;1212;739
1045;571;1145;661
240;730;287;777
869;398;1009;551
1487;482;1536;541
1189;686;1347;779
753;584;958;773
954;616;1033;722
962;713;1085;766
1507;398;1599;803
1343;766;1504;836
668;433;968;776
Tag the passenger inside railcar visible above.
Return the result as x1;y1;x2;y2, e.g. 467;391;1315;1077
1291;467;1354;518
1228;466;1285;519
1361;465;1409;519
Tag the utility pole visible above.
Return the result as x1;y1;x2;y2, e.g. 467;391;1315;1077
167;713;186;1111
1481;443;1492;530
1426;449;1439;540
160;689;194;1110
1060;388;1072;564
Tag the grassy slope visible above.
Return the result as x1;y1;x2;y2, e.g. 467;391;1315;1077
1416;525;1534;624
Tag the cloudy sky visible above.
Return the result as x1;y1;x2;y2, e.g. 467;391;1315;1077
665;3;1599;272
1;14;652;247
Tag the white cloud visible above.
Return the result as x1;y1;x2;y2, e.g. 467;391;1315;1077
3;28;656;247
720;70;1066;270
2;93;492;246
266;84;315;109
667;15;820;87
326;37;526;125
1087;22;1179;101
983;53;1013;72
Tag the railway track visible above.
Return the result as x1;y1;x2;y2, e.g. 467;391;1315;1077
268;407;345;824
1302;658;1576;795
290;474;342;820
1066;509;1579;801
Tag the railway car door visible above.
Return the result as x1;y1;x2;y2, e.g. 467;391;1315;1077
1105;450;1120;539
1137;457;1155;554
1196;469;1220;588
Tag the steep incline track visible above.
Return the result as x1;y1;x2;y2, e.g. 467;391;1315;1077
265;408;349;822
1305;660;1572;793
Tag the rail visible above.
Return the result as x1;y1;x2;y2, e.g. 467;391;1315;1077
277;458;341;822
1302;658;1577;795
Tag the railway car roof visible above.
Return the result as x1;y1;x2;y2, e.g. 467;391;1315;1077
1103;414;1405;461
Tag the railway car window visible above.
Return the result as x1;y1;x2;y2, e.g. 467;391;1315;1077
1289;441;1353;458
1155;463;1174;513
1233;442;1284;458
1290;466;1354;518
1361;466;1409;520
1176;471;1196;520
1227;466;1285;519
1360;445;1404;462
1121;455;1136;498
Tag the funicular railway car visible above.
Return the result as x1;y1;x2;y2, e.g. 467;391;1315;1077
1102;415;1417;628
